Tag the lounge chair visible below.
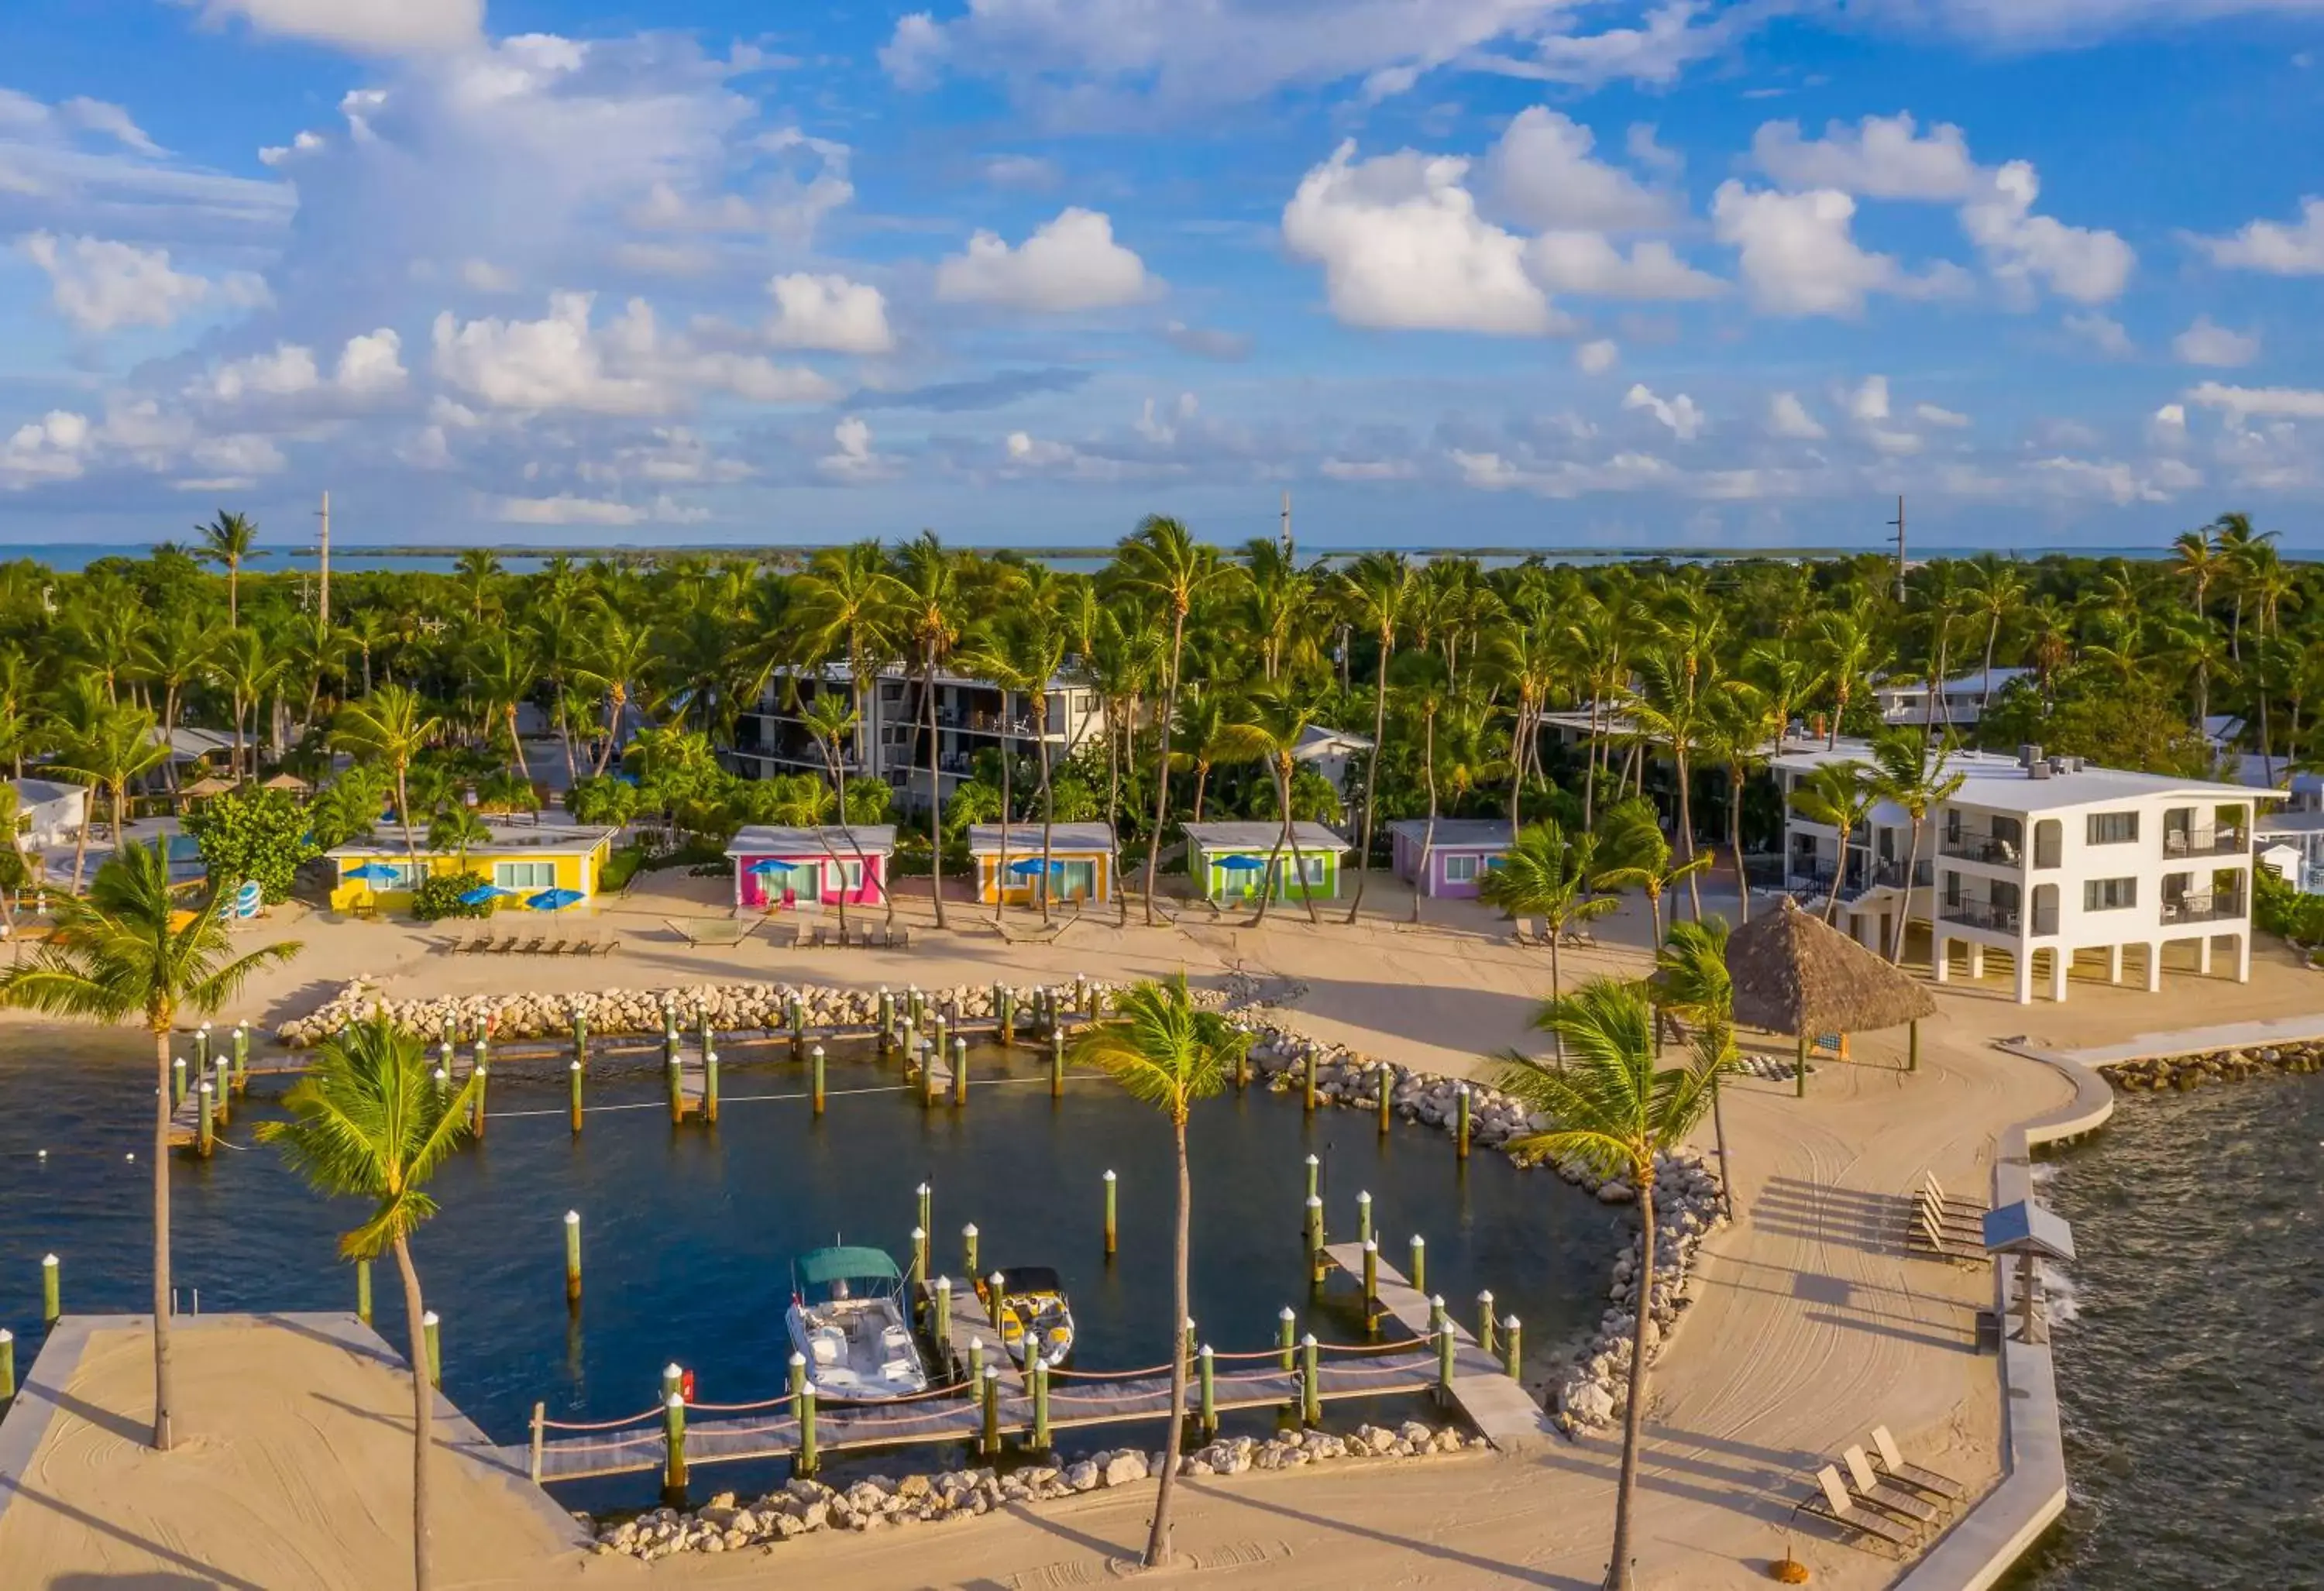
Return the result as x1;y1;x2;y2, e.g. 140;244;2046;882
1797;1465;1918;1556
1510;919;1538;946
892;924;912;950
810;925;831;948
1869;1426;1968;1503
1905;1204;1983;1263
865;926;889;949
539;939;569;957
1841;1446;1942;1529
1559;926;1597;948
514;936;545;956
595;936;621;956
486;936;520;954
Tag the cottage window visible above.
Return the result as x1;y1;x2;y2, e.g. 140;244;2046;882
2082;876;2137;911
1444;854;1479;883
2086;811;2140;845
1300;855;1329;884
495;860;557;890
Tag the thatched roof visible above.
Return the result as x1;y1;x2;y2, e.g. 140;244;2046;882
1725;896;1937;1035
180;775;235;799
260;772;313;792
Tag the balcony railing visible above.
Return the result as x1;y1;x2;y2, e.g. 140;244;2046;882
1939;833;2022;865
1940;900;2023;933
2163;829;2248;857
2161;893;2247;926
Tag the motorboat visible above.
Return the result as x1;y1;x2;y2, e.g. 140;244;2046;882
974;1266;1077;1369
786;1246;929;1400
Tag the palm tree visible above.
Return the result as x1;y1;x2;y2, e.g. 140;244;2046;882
1392;651;1451;925
1480;820;1618;1060
962;613;1071;922
1624;646;1725;923
332;685;442;881
2210;511;2273;661
1964;558;2025;715
257;1012;474;1591
1216;684;1325;926
1693;684;1777;923
799;691;862;936
197;510;261;628
1171;685;1241;823
1495;979;1721;1591
1810;604;1890;747
1652;917;1738;1219
1786;760;1875;923
1335;552;1410;922
1592;799;1709;951
210;626;281;781
1867;733;1963;965
0;840;301;1450
1067;974;1248;1569
795;540;906;779
897;532;964;930
468;632;538;778
2170;527;2221;629
1115;517;1239;926
575;609;656;775
427;806;490;875
50;702;168;860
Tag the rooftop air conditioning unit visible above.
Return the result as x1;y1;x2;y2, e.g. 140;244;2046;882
2020;744;2044;768
2029;760;2052;780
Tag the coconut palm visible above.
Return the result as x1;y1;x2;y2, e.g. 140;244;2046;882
1215;683;1325;926
1867;732;1964;965
1785;760;1875;923
196;510;261;628
49;701;169;861
798;690;862;935
1810;604;1890;747
1963;558;2026;714
1480;820;1618;1061
1495;979;1722;1591
1592;799;1710;952
1067;974;1248;1570
575;609;657;775
332;685;442;881
1335;552;1410;921
427;806;491;875
257;1012;474;1591
1114;516;1240;926
0;840;301;1450
1170;684;1242;823
961;611;1071;922
1652;917;1738;1218
897;531;964;930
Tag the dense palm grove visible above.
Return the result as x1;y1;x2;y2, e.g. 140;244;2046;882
0;511;2308;922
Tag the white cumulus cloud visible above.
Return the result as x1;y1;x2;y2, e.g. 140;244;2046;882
1710;184;1942;317
1282;140;1557;335
766;273;896;354
1485;108;1673;232
2186;382;2324;420
1766;392;1827;439
1575;338;1619;374
1752;112;1980;200
1525;232;1723;299
2062;312;2134;357
16;232;246;334
819;415;899;482
432;291;834;414
195;0;483;55
934;208;1152;312
2172;315;2260;367
1961;161;2133;304
1622;382;1704;440
2188;196;2324;274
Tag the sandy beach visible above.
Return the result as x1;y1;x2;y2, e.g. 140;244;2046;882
5;868;2318;1589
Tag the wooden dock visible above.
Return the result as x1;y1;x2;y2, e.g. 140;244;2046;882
527;1345;1444;1483
1320;1242;1554;1452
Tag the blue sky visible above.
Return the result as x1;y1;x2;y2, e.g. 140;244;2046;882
2;1;2322;553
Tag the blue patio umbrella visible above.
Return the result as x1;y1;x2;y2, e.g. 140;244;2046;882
458;883;514;906
343;861;403;883
1007;857;1064;875
748;857;791;875
1217;854;1267;871
527;887;586;912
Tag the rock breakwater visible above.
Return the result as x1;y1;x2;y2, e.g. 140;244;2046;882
2105;1041;2324;1093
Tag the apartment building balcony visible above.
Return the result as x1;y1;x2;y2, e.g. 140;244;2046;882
1940;898;2023;934
2161;892;2246;926
2162;827;2248;857
1939;830;2023;866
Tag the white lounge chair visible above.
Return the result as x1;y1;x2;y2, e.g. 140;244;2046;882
1797;1465;1918;1556
1870;1426;1968;1502
1842;1445;1941;1530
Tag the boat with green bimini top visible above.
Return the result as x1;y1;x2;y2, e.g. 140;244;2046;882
786;1246;930;1400
973;1265;1078;1368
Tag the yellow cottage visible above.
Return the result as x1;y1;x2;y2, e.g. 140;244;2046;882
966;821;1117;905
327;823;620;914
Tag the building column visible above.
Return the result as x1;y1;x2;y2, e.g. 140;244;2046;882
1969;942;1986;981
2198;934;2213;976
2049;947;2069;1002
2146;942;2164;992
2236;930;2252;984
2014;951;2034;1005
2105;943;2123;984
1932;933;1951;983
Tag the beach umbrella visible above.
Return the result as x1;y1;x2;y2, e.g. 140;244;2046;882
458;884;514;906
748;858;790;875
1007;857;1064;875
527;887;586;912
1218;854;1267;871
344;861;403;882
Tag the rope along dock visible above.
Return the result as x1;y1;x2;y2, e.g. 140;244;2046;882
1320;1242;1556;1451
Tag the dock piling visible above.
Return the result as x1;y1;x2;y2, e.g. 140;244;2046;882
529;1402;545;1482
1377;1062;1392;1135
990;1273;1006;1332
1436;1320;1456;1399
1455;1084;1471;1160
969;1335;985;1388
1304;1196;1325;1283
1198;1344;1216;1435
194;1023;210;1072
40;1255;58;1325
568;1061;583;1133
232;1022;249;1094
1501;1316;1521;1382
662;1392;688;1507
704;1048;720;1124
995;984;1012;1046
1409;1235;1426;1296
796;1381;818;1476
909;1227;927;1287
470;1065;487;1137
172;1056;187;1109
1304;1153;1319;1204
357;1259;371;1324
980;1364;1000;1458
1050;1029;1066;1097
1361;1241;1379;1330
1477;1291;1494;1356
1;1329;15;1404
963;1223;979;1281
933;1277;952;1362
665;1050;683;1124
197;1081;214;1156
1303;1048;1318;1113
1356;1191;1372;1246
563;1211;582;1311
788;995;804;1060
1299;1334;1320;1425
572;1012;588;1066
1102;1170;1117;1256
1277;1308;1296;1371
811;1045;826;1115
212;1058;231;1128
878;988;895;1053
1031;1353;1050;1452
422;1311;441;1387
917;1183;933;1240
952;1036;968;1105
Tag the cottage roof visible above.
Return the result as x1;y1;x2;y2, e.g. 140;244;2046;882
1725;896;1937;1036
328;824;617;861
725;825;896;858
10;777;82;806
1387;818;1513;849
965;821;1116;854
1183;820;1349;853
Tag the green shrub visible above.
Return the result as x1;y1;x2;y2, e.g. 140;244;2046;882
182;786;319;904
411;870;494;922
598;844;646;894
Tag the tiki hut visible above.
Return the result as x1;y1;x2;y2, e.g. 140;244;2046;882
1725;895;1937;1095
260;771;314;793
180;775;235;801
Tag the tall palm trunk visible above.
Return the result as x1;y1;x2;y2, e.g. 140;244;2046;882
395;764;420;881
1140;610;1188;926
149;1023;177;1449
1728;761;1752;925
1582;699;1599;830
1144;1118;1193;1566
1603;1159;1656;1591
993;748;1013;929
1893;817;1923;964
71;800;91;892
1279;754;1319;926
1411;710;1437;926
1674;751;1703;923
921;655;948;930
394;1233;435;1591
593;688;624;776
1979;617;2003;715
1109;700;1129;928
1034;691;1057;924
1344;644;1389;923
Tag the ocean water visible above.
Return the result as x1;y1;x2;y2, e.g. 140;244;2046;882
2010;1074;2324;1589
0;1026;1616;1510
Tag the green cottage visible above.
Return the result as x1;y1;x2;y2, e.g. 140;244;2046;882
1183;820;1351;905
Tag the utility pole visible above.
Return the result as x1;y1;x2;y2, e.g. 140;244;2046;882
1887;494;1906;603
315;490;332;627
1280;490;1292;562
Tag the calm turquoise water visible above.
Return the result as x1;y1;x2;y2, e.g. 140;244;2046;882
0;1028;1615;1507
2011;1074;2324;1589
